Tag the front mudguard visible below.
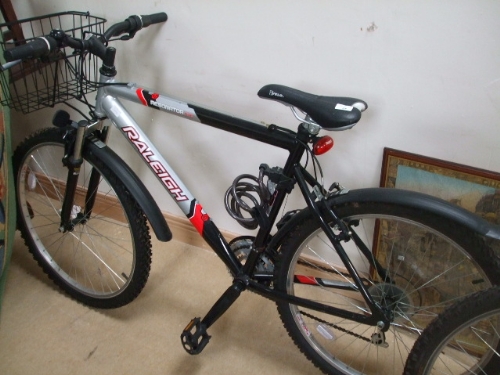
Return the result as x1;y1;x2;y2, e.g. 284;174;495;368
87;137;172;242
269;187;500;251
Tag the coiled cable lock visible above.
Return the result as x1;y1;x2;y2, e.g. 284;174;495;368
224;164;294;230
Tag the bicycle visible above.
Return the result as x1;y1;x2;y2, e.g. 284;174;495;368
2;10;500;375
404;286;500;375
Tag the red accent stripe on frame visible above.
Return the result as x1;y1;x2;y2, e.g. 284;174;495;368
295;275;318;285
189;203;209;235
136;88;148;106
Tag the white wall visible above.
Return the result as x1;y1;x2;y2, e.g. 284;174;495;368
8;1;500;235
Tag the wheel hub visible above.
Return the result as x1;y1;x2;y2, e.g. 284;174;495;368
368;283;415;322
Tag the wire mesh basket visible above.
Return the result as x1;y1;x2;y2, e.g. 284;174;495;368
0;11;106;114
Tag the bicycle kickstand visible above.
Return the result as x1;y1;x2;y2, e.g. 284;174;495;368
181;279;246;354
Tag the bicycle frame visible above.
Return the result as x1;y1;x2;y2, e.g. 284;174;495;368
83;78;389;329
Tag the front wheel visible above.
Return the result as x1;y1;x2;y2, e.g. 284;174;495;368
404;286;500;375
274;200;500;375
13;127;152;308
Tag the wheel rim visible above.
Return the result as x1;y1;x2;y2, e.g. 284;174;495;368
17;142;136;298
284;213;493;375
422;308;500;375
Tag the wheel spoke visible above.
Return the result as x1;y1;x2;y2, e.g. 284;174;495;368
14;128;152;308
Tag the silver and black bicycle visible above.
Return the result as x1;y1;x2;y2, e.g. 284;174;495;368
1;11;500;375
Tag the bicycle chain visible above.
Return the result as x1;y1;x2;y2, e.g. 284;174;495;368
295;260;374;343
299;310;372;343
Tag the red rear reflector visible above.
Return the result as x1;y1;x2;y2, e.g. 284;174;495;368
313;136;334;155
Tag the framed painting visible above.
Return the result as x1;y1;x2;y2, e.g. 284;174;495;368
380;148;500;225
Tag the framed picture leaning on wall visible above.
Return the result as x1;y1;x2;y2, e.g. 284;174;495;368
380;147;500;226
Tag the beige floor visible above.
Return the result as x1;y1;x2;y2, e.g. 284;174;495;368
0;233;321;375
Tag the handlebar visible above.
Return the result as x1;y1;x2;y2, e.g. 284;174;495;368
3;37;58;61
139;13;169;27
3;12;168;63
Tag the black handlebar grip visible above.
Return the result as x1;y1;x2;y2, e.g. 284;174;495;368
141;12;168;27
3;36;57;62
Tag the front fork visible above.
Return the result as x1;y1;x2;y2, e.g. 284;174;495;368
58;116;106;232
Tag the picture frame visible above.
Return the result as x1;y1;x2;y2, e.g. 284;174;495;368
380;147;500;224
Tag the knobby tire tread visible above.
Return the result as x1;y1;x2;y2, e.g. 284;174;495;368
13;127;153;309
274;200;500;375
403;286;500;375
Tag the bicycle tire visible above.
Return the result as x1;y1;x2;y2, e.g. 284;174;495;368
274;200;500;375
404;286;500;375
13;127;152;308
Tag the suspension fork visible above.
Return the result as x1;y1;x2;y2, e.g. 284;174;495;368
292;164;391;328
59;119;105;232
82;125;110;219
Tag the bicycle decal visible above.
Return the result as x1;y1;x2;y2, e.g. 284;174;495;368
296;313;311;337
122;125;189;202
135;88;199;121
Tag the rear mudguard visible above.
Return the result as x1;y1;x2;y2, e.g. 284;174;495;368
269;187;500;250
87;137;172;242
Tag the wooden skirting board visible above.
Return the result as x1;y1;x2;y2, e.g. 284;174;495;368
30;172;239;250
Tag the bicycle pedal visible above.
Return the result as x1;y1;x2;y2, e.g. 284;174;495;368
181;318;211;355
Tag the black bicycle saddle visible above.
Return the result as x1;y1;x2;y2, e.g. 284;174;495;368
258;84;367;130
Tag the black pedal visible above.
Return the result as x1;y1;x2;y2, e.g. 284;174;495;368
181;318;211;355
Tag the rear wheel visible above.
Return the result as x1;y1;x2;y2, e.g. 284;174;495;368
274;200;500;375
13;127;152;308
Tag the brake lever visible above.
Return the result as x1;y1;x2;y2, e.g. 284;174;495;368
119;32;136;41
